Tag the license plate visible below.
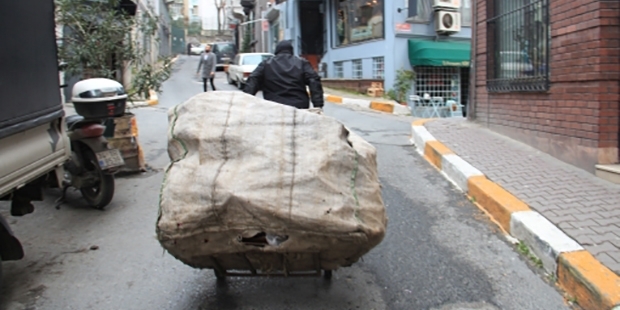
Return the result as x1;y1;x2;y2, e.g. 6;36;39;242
96;149;125;170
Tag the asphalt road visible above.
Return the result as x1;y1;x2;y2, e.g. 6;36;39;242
0;55;571;310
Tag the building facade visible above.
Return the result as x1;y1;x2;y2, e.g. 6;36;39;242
471;0;620;174
257;0;472;106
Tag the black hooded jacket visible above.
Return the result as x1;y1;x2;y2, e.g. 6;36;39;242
243;40;324;109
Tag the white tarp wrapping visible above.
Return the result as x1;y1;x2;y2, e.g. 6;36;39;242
157;91;387;272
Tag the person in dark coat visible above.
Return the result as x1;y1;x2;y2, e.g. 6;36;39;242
243;40;324;110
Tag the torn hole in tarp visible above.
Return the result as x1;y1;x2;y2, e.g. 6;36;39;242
238;232;289;247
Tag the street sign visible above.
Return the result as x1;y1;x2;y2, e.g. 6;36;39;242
395;23;412;32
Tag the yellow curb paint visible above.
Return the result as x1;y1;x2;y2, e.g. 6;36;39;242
326;95;343;104
369;101;394;113
423;141;454;169
412;119;433;126
558;251;620;310
147;90;158;105
467;194;511;235
467;176;531;232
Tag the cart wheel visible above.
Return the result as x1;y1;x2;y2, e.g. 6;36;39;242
214;269;226;280
323;270;332;280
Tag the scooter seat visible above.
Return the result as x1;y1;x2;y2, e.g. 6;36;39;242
65;114;85;130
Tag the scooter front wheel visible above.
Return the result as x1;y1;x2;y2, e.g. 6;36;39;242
80;148;115;209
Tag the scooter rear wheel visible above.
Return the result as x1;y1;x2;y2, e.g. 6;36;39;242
80;148;115;209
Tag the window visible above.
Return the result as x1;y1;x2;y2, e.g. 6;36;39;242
372;57;384;79
406;0;432;24
334;61;344;78
415;66;462;104
487;0;550;92
335;0;384;47
352;59;363;79
461;0;472;27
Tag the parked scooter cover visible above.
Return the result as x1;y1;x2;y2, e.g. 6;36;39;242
157;91;387;271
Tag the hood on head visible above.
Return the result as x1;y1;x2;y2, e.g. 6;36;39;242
275;40;294;55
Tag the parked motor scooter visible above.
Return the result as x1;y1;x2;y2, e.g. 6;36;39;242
57;78;127;209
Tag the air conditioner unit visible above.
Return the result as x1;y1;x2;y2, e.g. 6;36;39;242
432;0;460;11
435;10;461;34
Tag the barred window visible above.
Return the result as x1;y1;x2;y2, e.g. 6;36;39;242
372;57;384;79
415;66;462;104
352;59;363;79
487;0;550;92
334;61;344;78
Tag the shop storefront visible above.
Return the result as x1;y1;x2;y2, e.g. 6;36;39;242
408;40;471;108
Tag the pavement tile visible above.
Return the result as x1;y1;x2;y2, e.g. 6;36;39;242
578;212;606;221
548;214;579;223
562;227;597;238
595;253;619;267
591;232;618;247
425;119;620;275
558;222;576;230
586;241;619;255
553;205;584;216
601;205;620;214
595;217;620;226
573;235;596;246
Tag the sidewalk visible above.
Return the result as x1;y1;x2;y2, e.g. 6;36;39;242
413;118;620;310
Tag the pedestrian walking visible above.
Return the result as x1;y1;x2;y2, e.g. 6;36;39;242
196;44;217;92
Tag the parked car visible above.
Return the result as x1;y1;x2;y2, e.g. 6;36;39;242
190;43;206;55
211;41;236;71
227;53;274;89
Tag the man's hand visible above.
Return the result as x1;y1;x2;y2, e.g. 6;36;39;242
210;71;215;77
308;107;323;115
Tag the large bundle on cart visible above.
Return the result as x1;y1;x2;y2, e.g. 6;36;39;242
157;91;387;277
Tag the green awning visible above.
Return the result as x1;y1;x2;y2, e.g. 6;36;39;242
408;40;471;67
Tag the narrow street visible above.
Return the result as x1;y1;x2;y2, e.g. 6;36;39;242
0;56;570;310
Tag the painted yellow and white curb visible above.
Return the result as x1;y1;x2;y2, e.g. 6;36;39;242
127;90;159;108
411;119;620;310
146;89;158;106
324;94;410;116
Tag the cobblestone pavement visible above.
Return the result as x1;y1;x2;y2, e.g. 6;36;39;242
425;118;620;275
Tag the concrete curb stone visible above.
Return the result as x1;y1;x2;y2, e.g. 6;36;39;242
324;94;410;116
411;118;620;310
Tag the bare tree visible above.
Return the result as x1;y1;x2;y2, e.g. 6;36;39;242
214;0;226;34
